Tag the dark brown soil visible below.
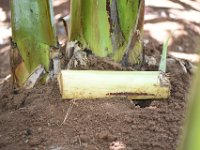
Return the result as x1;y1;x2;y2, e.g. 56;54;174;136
0;0;199;150
0;43;191;150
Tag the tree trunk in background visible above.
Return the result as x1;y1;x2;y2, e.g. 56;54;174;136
10;0;58;88
69;0;144;65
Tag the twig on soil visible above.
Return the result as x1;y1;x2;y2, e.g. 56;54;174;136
60;99;76;126
0;74;11;85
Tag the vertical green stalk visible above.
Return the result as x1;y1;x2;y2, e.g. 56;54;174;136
10;0;57;87
69;0;144;65
178;63;200;150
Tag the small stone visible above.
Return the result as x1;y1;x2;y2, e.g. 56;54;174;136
131;125;136;129
25;139;29;144
178;46;183;51
109;141;126;150
38;127;42;133
25;128;32;136
145;55;157;66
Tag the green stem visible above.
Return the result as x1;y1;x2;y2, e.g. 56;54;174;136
10;0;57;87
178;63;200;150
69;0;144;65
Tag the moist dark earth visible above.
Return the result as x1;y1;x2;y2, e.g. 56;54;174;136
0;0;200;150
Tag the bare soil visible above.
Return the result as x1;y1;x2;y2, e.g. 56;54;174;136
0;43;191;150
0;0;199;150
